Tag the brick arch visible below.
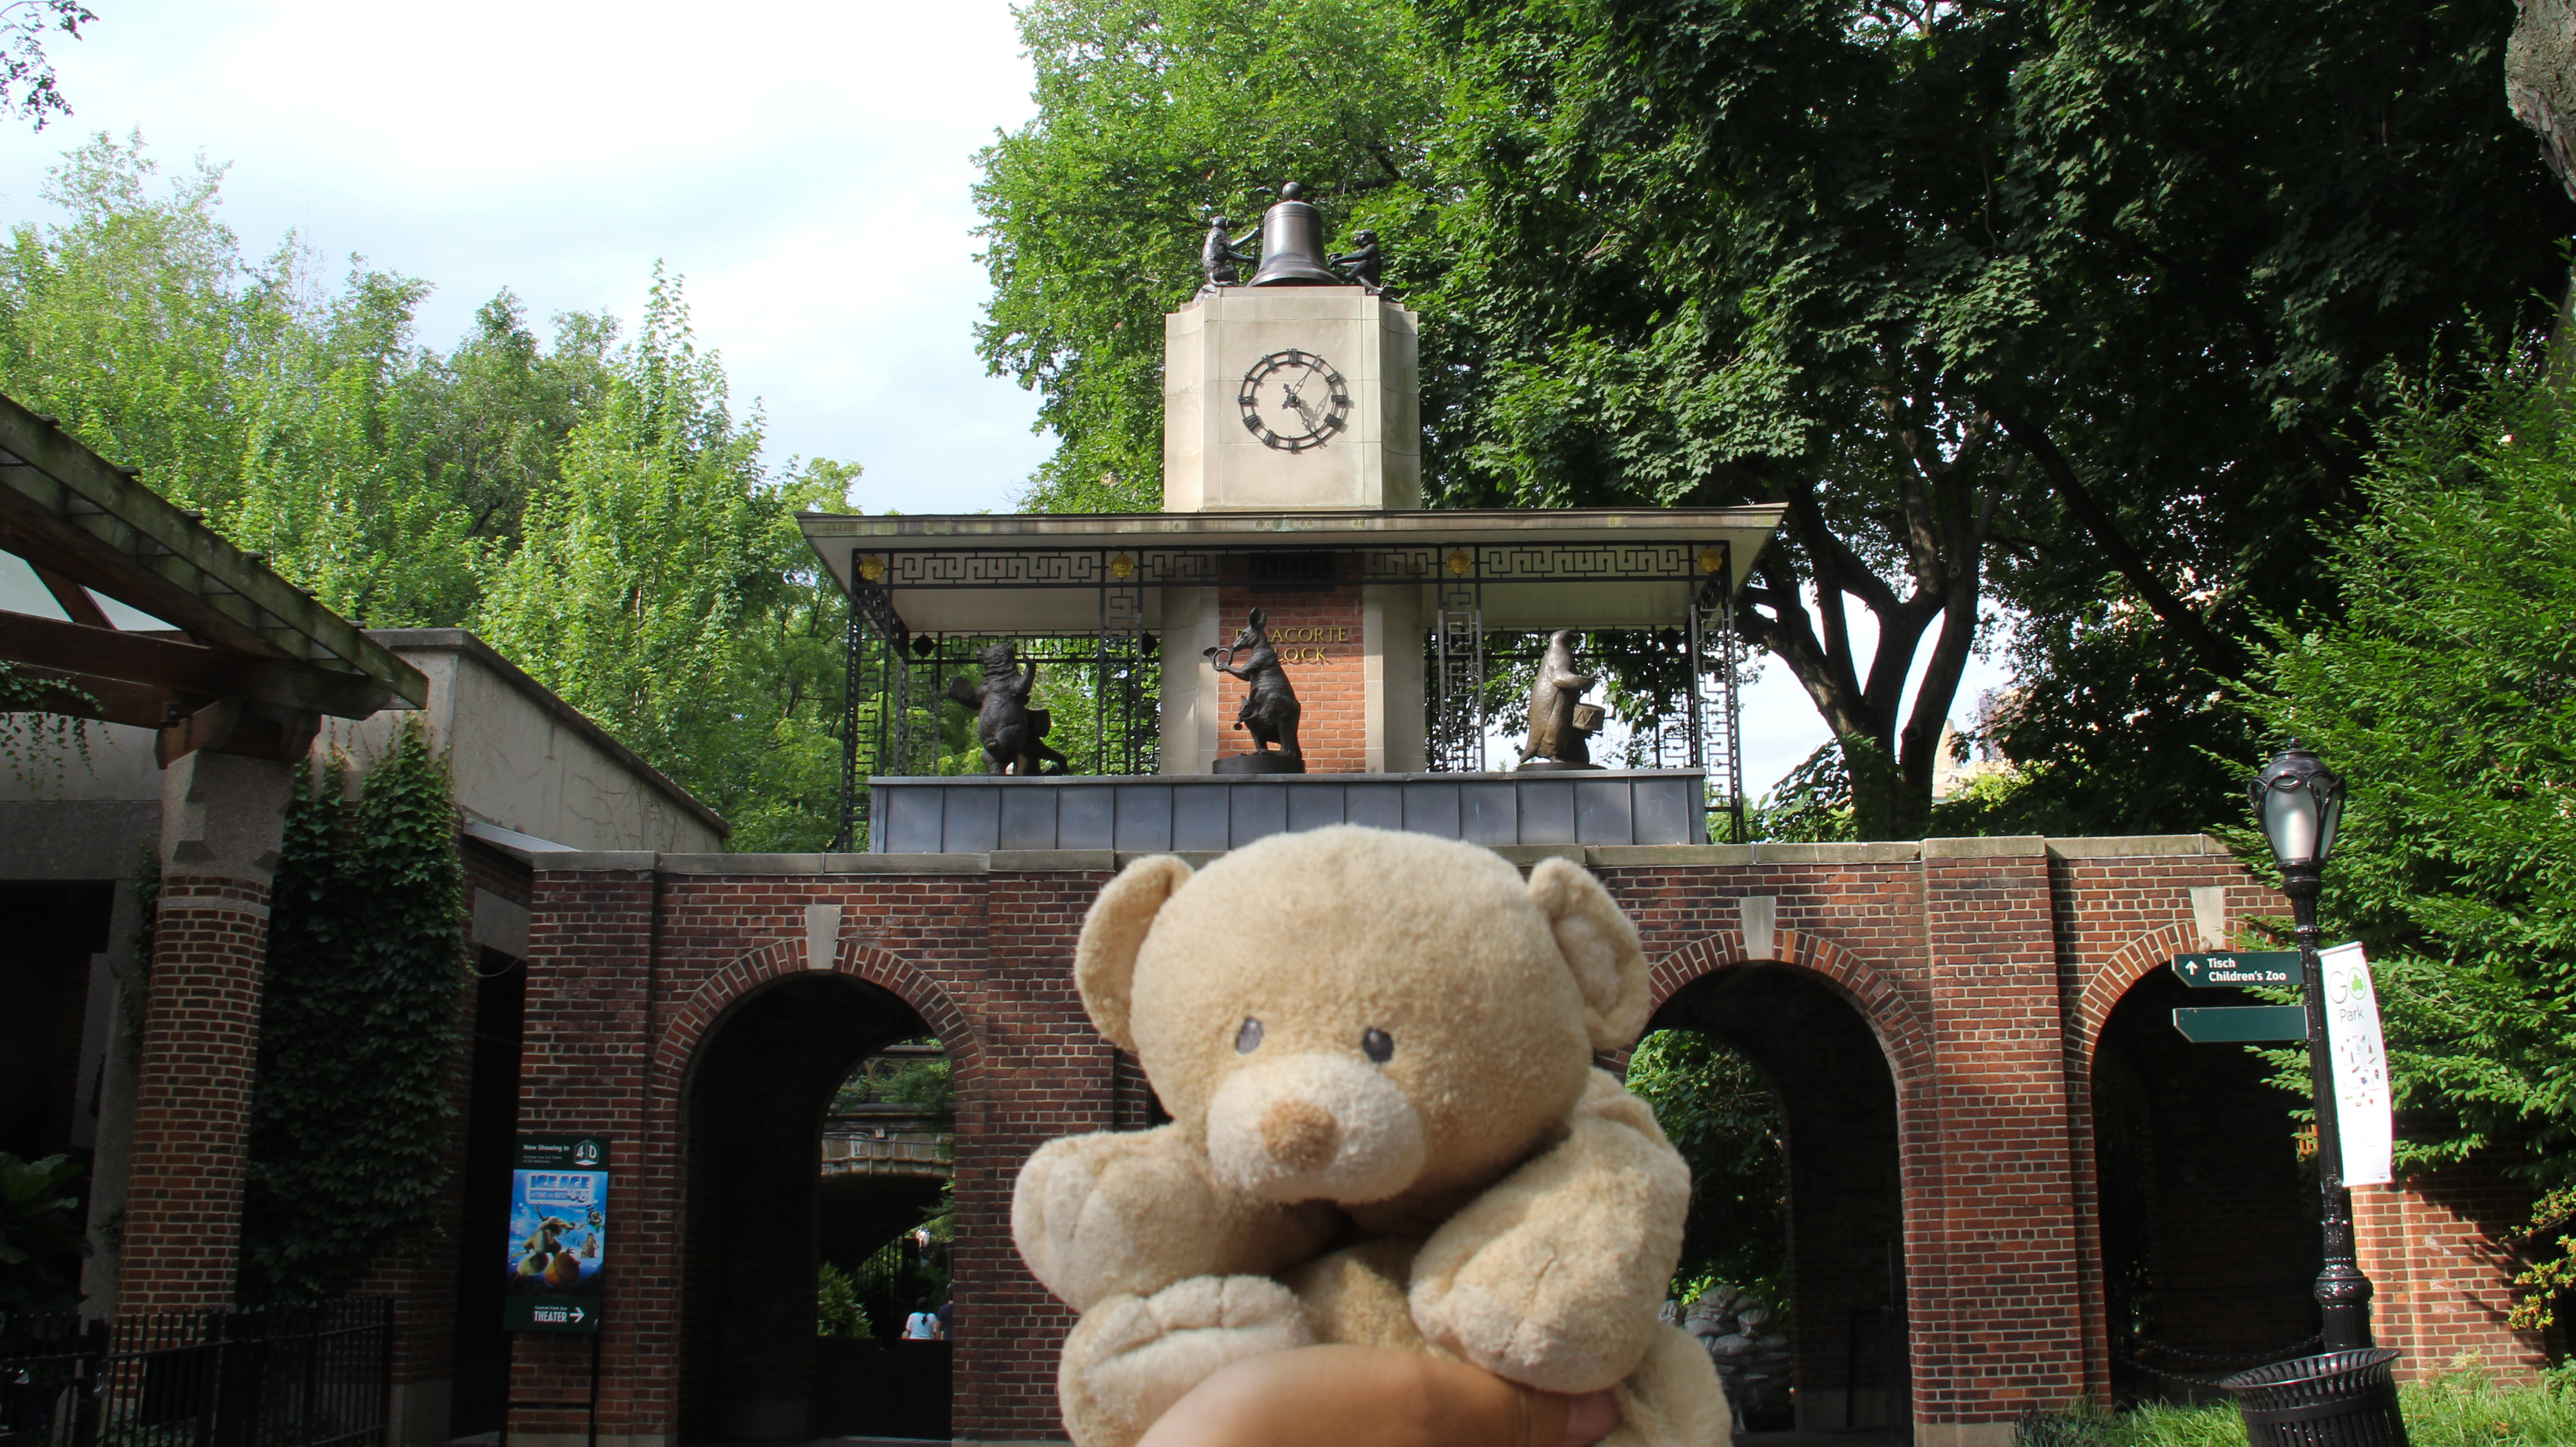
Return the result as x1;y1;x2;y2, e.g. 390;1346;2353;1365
652;932;984;1110
1649;928;1933;1091
2073;920;2204;1069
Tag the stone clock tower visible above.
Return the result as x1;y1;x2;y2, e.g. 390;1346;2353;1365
1160;286;1420;511
1156;185;1428;771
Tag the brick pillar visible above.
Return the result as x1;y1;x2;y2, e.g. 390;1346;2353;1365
516;862;663;1447
1912;838;2089;1447
118;750;296;1313
956;866;1121;1442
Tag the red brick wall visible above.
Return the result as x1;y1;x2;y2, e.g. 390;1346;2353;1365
494;838;2546;1444
120;873;271;1314
2359;1153;2552;1380
1214;586;1366;772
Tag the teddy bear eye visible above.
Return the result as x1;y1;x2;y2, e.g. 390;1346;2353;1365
1361;1028;1394;1064
1236;1017;1264;1054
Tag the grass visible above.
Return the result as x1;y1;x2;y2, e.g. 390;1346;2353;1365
2027;1360;2576;1446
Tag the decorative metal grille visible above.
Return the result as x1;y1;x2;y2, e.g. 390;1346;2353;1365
832;537;1738;844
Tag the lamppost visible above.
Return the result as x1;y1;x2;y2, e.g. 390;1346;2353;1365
2249;741;2370;1350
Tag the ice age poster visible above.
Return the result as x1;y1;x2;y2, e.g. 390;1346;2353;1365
506;1134;608;1333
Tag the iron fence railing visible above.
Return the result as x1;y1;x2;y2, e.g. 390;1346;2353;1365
1;1300;389;1447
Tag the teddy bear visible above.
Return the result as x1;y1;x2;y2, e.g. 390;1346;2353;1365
1011;825;1728;1447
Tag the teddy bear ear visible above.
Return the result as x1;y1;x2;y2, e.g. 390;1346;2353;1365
1075;853;1195;1051
1525;857;1654;1050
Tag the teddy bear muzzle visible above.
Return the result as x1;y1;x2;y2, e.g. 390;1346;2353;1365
1205;1052;1427;1204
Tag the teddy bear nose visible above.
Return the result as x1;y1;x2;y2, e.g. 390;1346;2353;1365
1259;1099;1340;1171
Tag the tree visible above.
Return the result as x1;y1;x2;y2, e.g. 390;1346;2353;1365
1624;1030;1787;1303
1424;0;2573;838
473;270;860;849
0;1;89;131
975;0;1450;512
2243;356;2576;1189
0;134;863;850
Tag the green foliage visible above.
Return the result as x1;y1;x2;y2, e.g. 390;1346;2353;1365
832;1042;956;1134
975;0;1449;512
473;270;859;847
0;1152;89;1314
2023;1364;2576;1445
0;2;90;131
815;1260;874;1340
982;0;2575;837
2242;359;2576;1186
0;659;92;787
1624;1030;1787;1307
0;134;859;851
237;720;468;1303
2506;1186;2576;1332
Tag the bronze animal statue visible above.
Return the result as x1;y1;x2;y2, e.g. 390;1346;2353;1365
1518;629;1601;768
1204;608;1303;762
947;641;1070;776
1329;229;1384;293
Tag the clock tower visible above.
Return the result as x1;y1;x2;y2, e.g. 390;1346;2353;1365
1161;285;1420;511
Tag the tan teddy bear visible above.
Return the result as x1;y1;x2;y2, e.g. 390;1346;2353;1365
1011;825;1728;1447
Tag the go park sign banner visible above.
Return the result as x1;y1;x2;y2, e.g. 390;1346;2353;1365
507;1134;608;1334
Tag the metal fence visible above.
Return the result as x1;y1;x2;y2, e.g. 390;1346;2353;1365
1;1300;389;1447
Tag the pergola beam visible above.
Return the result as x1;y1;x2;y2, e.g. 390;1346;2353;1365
0;392;425;707
0;610;399;719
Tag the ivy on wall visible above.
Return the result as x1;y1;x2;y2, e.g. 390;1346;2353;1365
237;719;467;1304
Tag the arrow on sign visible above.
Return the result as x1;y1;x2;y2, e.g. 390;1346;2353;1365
567;1307;585;1324
2170;951;2303;988
2172;1005;2308;1043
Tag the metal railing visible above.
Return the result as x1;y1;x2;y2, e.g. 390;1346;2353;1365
2;1300;389;1447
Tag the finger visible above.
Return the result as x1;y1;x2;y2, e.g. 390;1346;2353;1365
1135;1345;1618;1447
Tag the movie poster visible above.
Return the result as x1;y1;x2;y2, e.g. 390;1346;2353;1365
506;1134;608;1333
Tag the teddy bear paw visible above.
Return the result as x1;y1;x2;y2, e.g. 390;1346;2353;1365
1077;1275;1312;1431
1413;1278;1615;1393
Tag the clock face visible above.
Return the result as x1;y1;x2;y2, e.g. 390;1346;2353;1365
1237;350;1352;452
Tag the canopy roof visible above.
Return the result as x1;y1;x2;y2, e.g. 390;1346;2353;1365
0;392;426;761
797;506;1787;634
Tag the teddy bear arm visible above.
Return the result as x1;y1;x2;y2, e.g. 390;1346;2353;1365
1406;1099;1692;1393
1013;1126;1336;1311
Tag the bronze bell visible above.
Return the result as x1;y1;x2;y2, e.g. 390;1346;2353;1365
1246;183;1344;287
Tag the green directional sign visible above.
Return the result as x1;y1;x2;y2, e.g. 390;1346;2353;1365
2172;1005;2308;1043
2170;951;2304;988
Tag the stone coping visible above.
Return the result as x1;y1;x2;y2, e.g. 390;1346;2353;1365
510;834;2230;873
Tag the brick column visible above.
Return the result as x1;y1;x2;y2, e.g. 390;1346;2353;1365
118;750;296;1313
516;860;662;1447
1912;838;2089;1447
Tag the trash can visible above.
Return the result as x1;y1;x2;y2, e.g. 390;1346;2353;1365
2218;1348;2410;1447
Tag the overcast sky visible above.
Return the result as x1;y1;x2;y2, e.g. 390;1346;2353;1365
0;0;2007;797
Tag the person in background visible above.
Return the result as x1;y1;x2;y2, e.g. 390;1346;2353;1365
934;1290;953;1341
903;1297;939;1341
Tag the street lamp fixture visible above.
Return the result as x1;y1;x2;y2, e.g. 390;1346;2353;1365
2248;741;2370;1350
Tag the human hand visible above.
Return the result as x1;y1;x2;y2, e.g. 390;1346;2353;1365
1134;1344;1617;1447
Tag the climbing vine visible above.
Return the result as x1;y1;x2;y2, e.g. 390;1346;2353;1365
236;718;467;1303
0;659;93;789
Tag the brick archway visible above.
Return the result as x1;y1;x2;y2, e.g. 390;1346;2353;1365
655;930;979;1442
654;934;982;1097
1649;927;1933;1092
2075;920;2202;1068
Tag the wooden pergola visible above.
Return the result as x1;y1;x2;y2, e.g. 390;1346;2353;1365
0;392;425;763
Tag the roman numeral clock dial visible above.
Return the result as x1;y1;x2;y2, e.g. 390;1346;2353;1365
1237;349;1351;453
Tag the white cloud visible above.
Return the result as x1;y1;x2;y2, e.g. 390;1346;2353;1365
0;0;1053;514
